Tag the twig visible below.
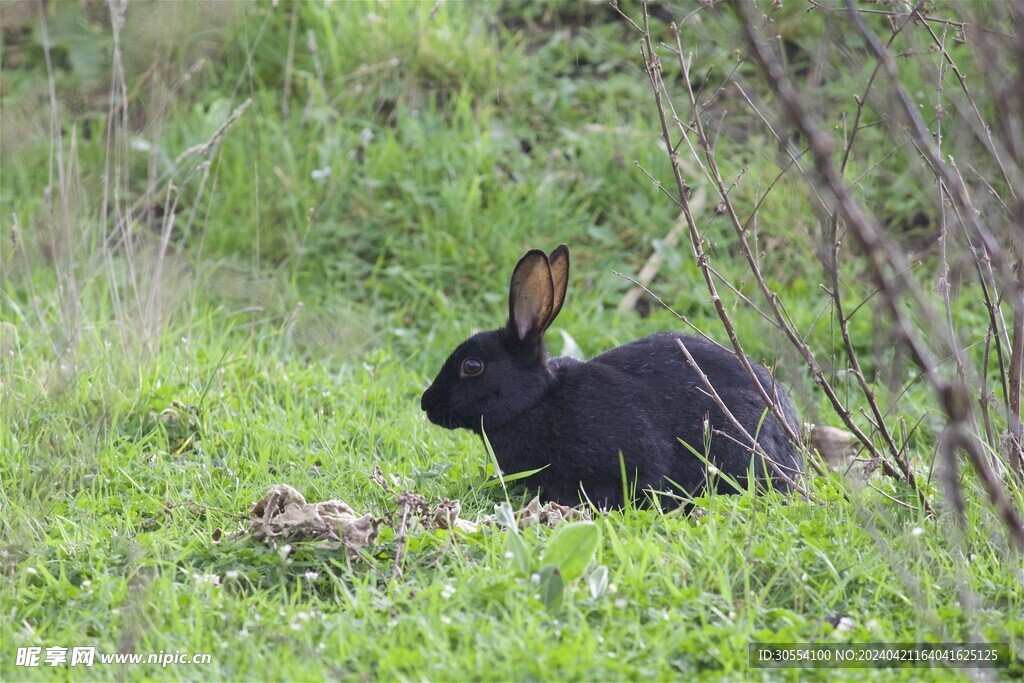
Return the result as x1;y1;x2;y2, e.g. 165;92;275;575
613;276;830;485
737;0;1021;545
848;3;1019;312
1008;255;1024;478
806;0;978;33
913;8;1015;196
618;185;707;313
825;22;909;479
638;8;808;463
856;0;1021;477
674;339;815;502
659;9;936;502
612;273;722;347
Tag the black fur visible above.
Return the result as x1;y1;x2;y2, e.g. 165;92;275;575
421;245;803;508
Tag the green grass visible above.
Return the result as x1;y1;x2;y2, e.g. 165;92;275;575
2;1;1022;680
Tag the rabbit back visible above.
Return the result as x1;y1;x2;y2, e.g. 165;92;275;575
485;331;802;507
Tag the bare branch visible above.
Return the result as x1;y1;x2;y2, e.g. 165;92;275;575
735;0;1022;549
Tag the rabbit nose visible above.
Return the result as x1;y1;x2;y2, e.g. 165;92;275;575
420;383;435;411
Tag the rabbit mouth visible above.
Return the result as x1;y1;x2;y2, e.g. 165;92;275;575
425;408;461;430
422;396;463;429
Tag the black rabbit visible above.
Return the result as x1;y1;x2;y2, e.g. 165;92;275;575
421;245;803;508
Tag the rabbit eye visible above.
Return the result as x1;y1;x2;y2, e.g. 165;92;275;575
460;358;484;377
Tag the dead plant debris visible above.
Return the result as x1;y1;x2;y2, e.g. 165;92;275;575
513;497;592;529
233;481;590;553
431;498;479;533
235;484;380;550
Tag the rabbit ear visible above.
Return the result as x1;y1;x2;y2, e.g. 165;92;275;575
508;250;554;343
547;244;570;326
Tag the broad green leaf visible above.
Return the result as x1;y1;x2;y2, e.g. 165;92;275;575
587;565;609;599
494;502;517;530
537;565;563;613
505;529;532;577
539;521;600;583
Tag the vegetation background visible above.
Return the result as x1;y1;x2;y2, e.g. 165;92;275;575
1;0;1021;680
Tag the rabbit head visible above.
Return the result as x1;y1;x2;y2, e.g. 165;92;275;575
421;245;570;433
